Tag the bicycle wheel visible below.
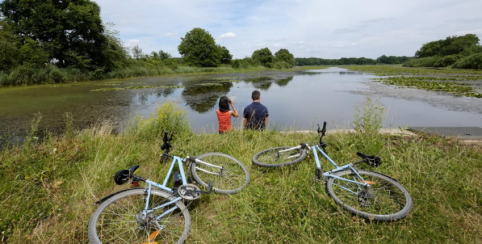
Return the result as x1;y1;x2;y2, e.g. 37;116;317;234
252;146;307;167
88;188;191;244
191;152;250;194
326;170;413;222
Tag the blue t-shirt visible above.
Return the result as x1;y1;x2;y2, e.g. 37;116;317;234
243;102;269;130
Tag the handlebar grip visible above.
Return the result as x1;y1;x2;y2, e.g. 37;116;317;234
322;122;327;133
163;131;169;142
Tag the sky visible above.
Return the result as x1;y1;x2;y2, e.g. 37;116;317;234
95;0;482;59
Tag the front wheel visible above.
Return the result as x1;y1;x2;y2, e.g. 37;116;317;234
191;152;250;194
326;170;413;222
88;188;191;244
252;146;307;168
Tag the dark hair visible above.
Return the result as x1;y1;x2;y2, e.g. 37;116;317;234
219;96;230;112
252;90;260;100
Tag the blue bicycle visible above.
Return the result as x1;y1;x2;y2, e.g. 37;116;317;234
88;132;249;243
252;122;413;221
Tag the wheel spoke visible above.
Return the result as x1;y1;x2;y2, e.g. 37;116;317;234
89;189;190;244
326;170;412;221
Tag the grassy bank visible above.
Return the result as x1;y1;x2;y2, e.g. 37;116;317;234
1;101;481;243
0;64;327;88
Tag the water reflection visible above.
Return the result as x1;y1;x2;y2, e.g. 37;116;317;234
299;70;363;75
181;82;233;113
243;77;273;91
276;76;294;87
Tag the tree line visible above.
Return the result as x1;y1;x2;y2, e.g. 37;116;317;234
404;34;482;69
296;55;412;66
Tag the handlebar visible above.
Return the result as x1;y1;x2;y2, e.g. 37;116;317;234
317;122;327;136
317;122;327;150
160;131;174;163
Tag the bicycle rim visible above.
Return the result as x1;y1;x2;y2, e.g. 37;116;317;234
192;152;249;194
88;188;191;244
252;146;306;167
326;170;412;221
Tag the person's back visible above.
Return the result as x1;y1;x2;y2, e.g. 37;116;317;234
243;90;269;130
217;96;238;133
217;109;233;132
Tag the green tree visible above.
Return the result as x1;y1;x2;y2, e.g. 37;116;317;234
274;48;295;67
252;48;274;67
0;0;109;70
19;38;49;67
220;46;232;64
0;16;18;70
132;45;143;60
415;34;480;58
178;28;222;67
159;50;172;60
98;22;128;71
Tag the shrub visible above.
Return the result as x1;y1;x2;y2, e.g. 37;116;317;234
452;53;482;69
126;101;192;140
433;54;460;67
273;61;291;69
402;56;440;67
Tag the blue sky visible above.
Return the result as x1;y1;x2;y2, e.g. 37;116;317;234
96;0;482;59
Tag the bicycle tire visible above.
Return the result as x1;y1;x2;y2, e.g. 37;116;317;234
88;188;191;244
252;146;307;168
191;152;250;194
326;169;413;222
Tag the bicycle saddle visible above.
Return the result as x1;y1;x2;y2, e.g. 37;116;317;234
356;152;382;167
114;165;140;185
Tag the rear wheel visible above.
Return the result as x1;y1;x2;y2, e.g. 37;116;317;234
252;146;307;167
326;170;412;221
191;152;250;194
88;188;191;244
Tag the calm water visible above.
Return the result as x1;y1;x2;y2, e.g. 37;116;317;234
1;67;481;135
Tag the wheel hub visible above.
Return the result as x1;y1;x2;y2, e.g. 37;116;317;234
357;188;373;207
136;212;155;229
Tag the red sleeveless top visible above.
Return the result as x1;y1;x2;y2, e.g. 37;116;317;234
216;109;233;132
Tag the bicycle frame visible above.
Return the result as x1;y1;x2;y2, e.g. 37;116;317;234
134;155;187;221
139;155;224;220
311;145;371;187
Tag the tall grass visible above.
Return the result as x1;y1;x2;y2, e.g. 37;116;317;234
1;99;481;243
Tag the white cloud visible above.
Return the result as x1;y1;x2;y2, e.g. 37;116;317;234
125;39;140;47
164;32;177;37
95;0;482;59
218;32;237;39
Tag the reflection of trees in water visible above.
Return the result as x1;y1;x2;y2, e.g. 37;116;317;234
156;88;176;98
138;93;148;105
276;76;294;87
181;82;233;113
243;77;273;91
298;71;362;76
252;81;272;91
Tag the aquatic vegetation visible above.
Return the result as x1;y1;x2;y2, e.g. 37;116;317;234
372;76;482;98
90;85;184;92
342;65;482;76
343;65;482;98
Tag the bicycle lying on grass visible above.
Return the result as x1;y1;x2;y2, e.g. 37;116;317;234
252;122;413;221
88;132;250;243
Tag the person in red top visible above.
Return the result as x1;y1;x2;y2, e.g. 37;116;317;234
216;96;239;134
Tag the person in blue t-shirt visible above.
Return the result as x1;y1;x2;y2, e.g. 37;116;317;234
243;90;269;130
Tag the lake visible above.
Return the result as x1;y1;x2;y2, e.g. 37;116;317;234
1;67;481;136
